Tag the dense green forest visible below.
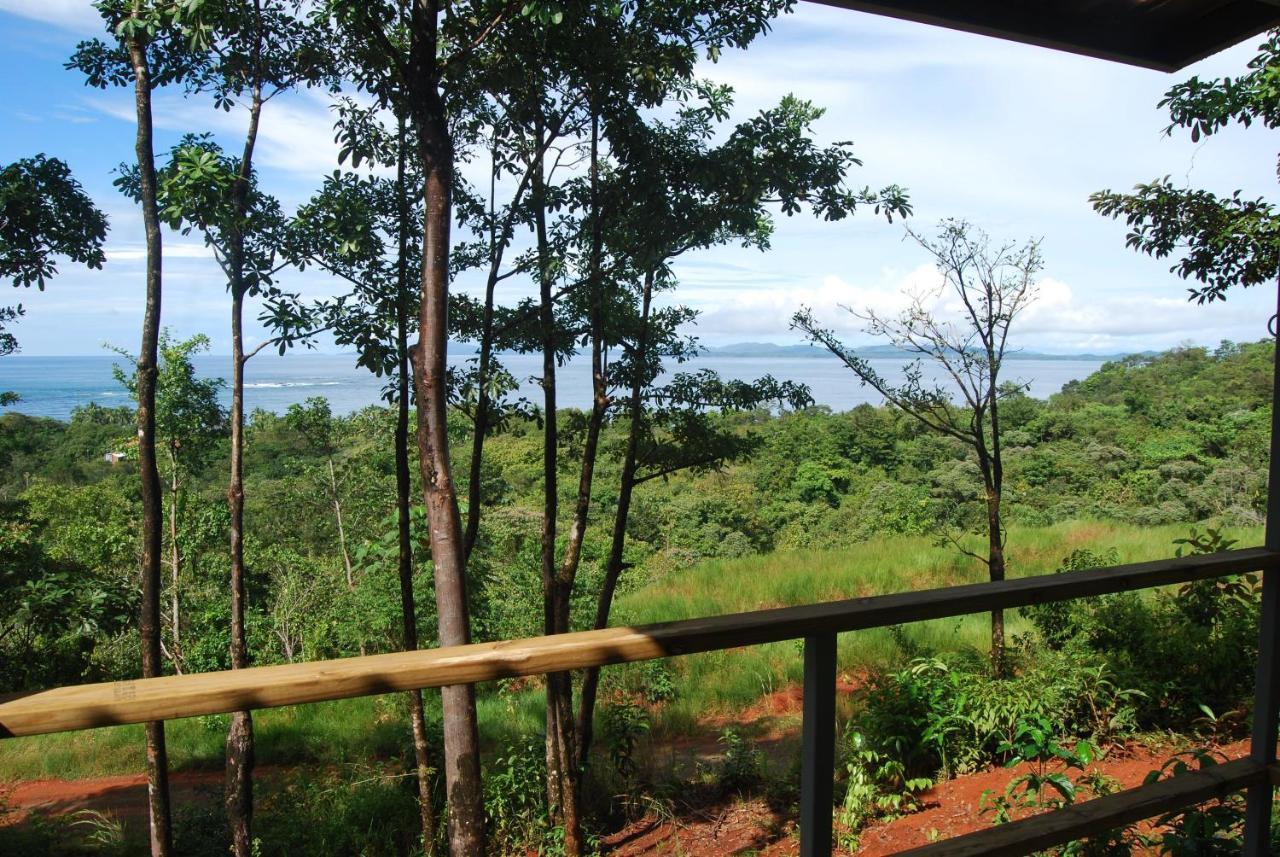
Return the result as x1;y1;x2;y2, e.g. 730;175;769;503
2;340;1274;853
2;340;1270;689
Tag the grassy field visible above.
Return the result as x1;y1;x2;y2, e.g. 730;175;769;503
0;519;1260;782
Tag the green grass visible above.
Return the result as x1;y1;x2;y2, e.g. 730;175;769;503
610;519;1263;731
0;691;551;783
0;519;1260;782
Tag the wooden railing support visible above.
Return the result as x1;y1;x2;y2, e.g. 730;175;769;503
801;633;837;857
1244;283;1280;857
1246;569;1280;855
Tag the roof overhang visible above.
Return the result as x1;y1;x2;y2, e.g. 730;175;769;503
808;0;1280;71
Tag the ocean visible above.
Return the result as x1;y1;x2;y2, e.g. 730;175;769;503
0;351;1109;422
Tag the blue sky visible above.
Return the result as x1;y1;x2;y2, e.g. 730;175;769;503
1;0;1277;356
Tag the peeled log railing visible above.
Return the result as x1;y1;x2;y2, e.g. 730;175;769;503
3;546;1280;856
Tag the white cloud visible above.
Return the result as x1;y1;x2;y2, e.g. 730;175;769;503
0;0;97;32
106;243;214;262
687;259;1275;352
89;88;350;184
687;266;930;339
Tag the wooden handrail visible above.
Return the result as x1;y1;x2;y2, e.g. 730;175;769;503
1;547;1275;739
900;757;1269;857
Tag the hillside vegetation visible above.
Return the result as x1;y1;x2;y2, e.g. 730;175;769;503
1;340;1274;854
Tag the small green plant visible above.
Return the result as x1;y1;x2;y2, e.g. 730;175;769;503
837;728;931;850
602;701;650;782
1144;749;1246;855
70;809;127;853
600;659;676;705
485;735;554;853
717;728;763;792
1172;526;1238;557
980;714;1098;824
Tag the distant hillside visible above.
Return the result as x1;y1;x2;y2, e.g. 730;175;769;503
706;342;1148;361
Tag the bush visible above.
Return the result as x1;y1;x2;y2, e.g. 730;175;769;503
601;701;650;782
837;727;931;849
717;728;763;793
1026;537;1259;732
485;734;555;854
254;765;422;857
854;647;1140;780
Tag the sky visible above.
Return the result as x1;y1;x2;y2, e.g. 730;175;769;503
1;1;1278;357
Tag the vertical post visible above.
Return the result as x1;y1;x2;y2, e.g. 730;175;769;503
801;633;837;857
1245;281;1280;856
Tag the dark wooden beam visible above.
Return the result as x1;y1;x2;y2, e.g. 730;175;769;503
806;0;1280;72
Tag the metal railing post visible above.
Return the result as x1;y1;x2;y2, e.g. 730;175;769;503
1244;282;1280;856
800;632;837;857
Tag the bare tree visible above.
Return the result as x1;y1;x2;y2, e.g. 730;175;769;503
793;219;1040;676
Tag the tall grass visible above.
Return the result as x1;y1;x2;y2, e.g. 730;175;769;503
0;520;1259;781
610;520;1262;730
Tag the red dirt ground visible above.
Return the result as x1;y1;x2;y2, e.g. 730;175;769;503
601;738;1250;855
2;769;223;826
0;699;1249;857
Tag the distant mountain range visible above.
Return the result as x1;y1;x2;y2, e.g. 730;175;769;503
704;342;1148;361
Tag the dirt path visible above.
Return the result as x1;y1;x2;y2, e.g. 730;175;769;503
602;737;1250;855
2;769;228;825
0;685;1250;857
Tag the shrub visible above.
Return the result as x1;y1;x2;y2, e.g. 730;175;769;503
602;701;650;782
837;727;931;849
979;715;1101;823
254;765;421;857
1027;536;1259;732
717;728;763;793
854;647;1140;780
485;734;556;854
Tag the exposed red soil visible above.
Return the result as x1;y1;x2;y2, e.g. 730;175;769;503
601;738;1251;856
856;738;1249;855
1;700;1249;857
2;770;218;826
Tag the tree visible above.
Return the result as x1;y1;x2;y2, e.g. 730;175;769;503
113;331;225;674
68;4;211;853
285;397;356;591
1091;29;1280;303
321;3;530;850
135;132;303;853
287;140;439;849
793;220;1039;676
0;155;108;359
573;85;907;766
133;9;334;849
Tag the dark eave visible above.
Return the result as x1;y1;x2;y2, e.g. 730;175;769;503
808;0;1280;71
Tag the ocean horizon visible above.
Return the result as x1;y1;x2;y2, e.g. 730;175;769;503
1;350;1111;422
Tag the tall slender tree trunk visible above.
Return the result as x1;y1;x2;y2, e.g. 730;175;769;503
409;5;485;850
226;87;264;857
544;112;606;856
984;377;1007;678
577;270;652;767
168;451;183;674
461;143;536;565
530;144;579;848
987;492;1006;676
329;457;355;590
463;140;500;563
397;121;437;855
226;289;255;857
126;21;173;856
